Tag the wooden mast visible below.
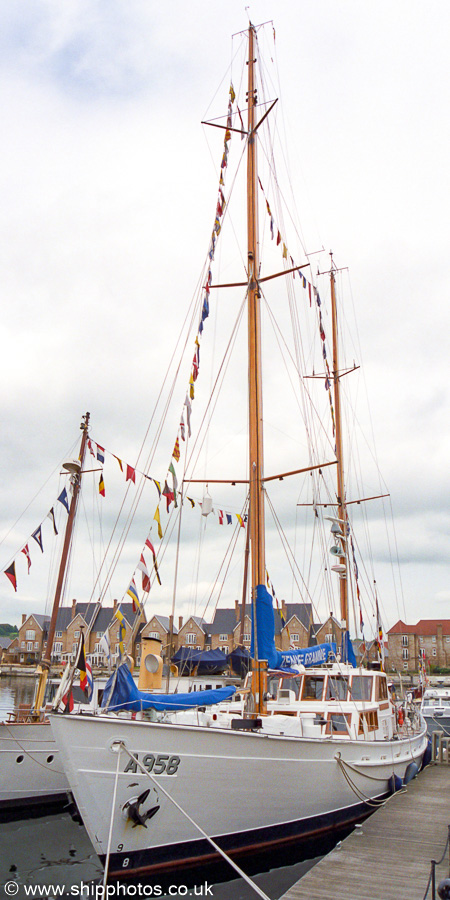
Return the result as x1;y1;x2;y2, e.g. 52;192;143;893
247;24;265;593
32;412;90;717
246;24;268;714
329;262;348;627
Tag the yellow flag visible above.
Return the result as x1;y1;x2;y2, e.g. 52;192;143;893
154;506;163;540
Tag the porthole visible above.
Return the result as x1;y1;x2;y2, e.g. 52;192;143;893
16;755;24;764
46;755;54;764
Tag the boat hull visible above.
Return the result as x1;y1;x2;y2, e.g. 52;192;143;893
0;720;69;812
50;712;428;879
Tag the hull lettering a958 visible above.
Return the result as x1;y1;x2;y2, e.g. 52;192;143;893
124;753;180;775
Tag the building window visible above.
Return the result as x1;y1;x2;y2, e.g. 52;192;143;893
72;643;78;654
402;648;409;660
55;631;62;639
432;648;437;657
432;636;436;643
186;633;197;645
21;641;25;649
291;634;299;642
26;630;35;641
401;635;408;647
219;634;228;642
446;637;450;643
96;631;103;638
419;636;424;643
403;662;408;670
149;632;159;639
325;633;333;643
27;642;33;651
54;642;62;654
243;633;251;643
34;642;39;650
74;631;80;639
220;646;229;654
136;643;140;652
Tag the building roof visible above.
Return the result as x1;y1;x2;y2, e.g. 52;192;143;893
388;620;450;636
209;603;317;638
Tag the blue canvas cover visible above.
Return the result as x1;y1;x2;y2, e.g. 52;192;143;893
101;663;236;712
340;630;357;667
227;646;251;677
171;647;228;675
251;583;337;669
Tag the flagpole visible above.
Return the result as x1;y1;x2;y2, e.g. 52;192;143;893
32;412;90;718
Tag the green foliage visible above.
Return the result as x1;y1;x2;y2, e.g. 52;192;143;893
0;624;19;638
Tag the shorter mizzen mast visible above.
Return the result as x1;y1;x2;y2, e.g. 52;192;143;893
32;412;90;717
329;259;349;630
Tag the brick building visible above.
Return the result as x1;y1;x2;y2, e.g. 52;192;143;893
388;620;450;673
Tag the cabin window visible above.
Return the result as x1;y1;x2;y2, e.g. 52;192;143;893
401;635;408;647
280;677;301;699
302;675;325;700
350;675;372;701
26;630;35;641
326;677;348;700
326;713;351;735
375;677;388;701
358;710;378;733
402;649;409;660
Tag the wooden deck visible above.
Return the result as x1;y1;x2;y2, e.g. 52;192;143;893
280;764;450;900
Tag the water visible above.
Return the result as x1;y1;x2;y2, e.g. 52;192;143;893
0;674;35;717
0;677;338;899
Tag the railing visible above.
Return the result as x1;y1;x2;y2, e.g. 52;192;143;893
422;825;450;899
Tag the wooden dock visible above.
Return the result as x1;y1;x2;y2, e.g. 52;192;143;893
280;764;450;900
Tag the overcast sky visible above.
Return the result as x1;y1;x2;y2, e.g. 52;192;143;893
0;0;449;636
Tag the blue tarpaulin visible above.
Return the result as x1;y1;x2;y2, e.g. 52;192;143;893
171;647;228;675
250;584;338;669
101;664;236;712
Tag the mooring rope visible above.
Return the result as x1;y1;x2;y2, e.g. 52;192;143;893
335;754;407;808
114;742;272;900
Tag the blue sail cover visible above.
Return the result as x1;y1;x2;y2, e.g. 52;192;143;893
340;630;357;667
101;663;236;713
171;647;228;675
251;583;337;669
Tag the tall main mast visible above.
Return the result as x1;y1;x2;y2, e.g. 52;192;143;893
247;24;265;594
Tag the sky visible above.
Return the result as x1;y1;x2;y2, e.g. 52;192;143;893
0;0;449;636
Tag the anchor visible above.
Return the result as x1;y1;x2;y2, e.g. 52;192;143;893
123;788;160;828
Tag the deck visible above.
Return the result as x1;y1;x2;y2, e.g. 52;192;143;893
280;763;450;900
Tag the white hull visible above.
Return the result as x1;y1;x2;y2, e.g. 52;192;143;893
0;720;69;810
50;711;428;877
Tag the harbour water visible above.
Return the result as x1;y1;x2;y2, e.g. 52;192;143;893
0;676;340;899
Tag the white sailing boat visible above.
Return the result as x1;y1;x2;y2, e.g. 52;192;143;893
49;22;428;881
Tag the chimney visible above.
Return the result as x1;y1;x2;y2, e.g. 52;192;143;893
281;599;287;621
21;613;27;625
235;599;239;621
113;599;118;611
178;616;183;631
71;599;77;620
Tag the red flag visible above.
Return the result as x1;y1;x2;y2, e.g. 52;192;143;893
145;537;161;585
21;545;31;574
137;555;151;593
162;481;174;512
4;562;17;592
126;465;136;484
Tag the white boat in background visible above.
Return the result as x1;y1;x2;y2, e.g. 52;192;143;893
50;20;428;883
420;688;450;736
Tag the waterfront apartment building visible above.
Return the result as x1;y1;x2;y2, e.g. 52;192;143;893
388;619;450;672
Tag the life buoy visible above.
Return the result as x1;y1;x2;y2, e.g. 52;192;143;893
398;707;404;726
